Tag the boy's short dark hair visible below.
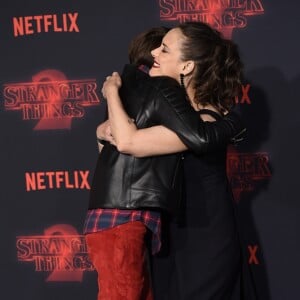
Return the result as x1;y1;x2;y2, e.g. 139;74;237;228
128;26;170;68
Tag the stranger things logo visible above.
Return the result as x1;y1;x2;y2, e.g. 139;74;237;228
3;69;100;130
159;0;264;38
227;151;271;202
16;224;94;282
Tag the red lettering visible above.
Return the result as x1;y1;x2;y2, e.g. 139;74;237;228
68;13;79;32
53;14;62;32
248;245;259;264
24;16;34;35
25;172;36;191
36;172;46;190
74;171;79;188
25;170;91;191
45;172;55;189
63;13;68;31
235;84;251;104
65;171;74;188
241;84;251;104
43;15;52;32
79;171;90;189
13;17;24;37
55;171;64;188
33;15;43;32
13;13;80;37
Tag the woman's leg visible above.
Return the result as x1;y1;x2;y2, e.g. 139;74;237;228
86;221;153;300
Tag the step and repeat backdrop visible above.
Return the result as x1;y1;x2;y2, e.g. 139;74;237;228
1;1;299;299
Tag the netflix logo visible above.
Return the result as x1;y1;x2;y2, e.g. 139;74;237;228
25;170;91;191
13;12;79;37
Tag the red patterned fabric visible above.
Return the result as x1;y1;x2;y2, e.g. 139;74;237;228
83;208;161;254
85;221;154;300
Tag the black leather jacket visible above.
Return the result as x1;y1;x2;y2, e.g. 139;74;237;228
88;65;245;214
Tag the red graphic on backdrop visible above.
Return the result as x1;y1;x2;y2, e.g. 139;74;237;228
159;0;264;38
3;69;100;130
13;12;79;37
227;151;271;202
248;244;259;264
16;224;94;282
25;170;91;191
235;84;251;104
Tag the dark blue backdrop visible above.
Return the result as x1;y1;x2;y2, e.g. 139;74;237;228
0;1;299;299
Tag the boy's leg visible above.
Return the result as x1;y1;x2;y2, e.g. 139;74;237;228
86;221;153;300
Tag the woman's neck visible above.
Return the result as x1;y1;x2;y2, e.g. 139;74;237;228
186;86;221;115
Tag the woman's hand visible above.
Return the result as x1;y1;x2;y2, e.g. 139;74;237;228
96;120;115;144
102;72;122;100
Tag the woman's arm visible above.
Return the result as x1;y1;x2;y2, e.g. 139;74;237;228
102;72;187;157
102;71;245;157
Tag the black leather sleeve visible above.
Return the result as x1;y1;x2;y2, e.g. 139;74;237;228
149;77;246;155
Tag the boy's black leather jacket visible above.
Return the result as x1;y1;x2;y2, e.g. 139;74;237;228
88;65;245;214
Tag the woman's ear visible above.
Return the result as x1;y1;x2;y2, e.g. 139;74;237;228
182;61;195;76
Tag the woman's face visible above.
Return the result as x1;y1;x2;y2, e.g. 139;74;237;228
149;28;185;82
